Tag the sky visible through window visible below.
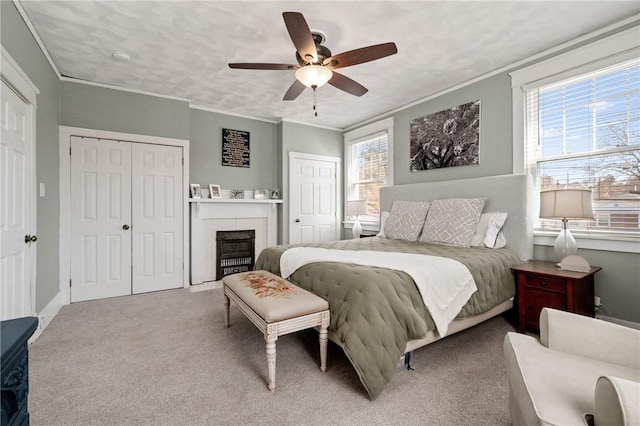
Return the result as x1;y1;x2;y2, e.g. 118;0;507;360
532;61;639;231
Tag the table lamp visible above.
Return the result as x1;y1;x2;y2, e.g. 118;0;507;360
346;200;368;239
539;189;593;271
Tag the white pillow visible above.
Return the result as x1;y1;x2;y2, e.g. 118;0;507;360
376;211;390;238
384;200;431;241
471;212;508;248
419;198;486;247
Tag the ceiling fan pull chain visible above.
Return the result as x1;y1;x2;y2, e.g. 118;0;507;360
313;87;318;117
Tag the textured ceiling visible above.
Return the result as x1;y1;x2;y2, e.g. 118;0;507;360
18;1;640;129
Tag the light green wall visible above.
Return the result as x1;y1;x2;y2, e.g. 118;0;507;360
189;109;278;190
392;73;513;185
5;0;637;324
2;0;61;311
280;121;343;243
60;81;190;140
358;29;640;323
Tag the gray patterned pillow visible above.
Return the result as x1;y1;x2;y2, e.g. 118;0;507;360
419;198;487;247
384;200;431;241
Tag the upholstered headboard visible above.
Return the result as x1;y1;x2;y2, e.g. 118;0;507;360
380;174;534;261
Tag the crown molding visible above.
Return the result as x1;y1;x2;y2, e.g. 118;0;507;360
189;104;279;124
60;76;190;102
344;14;640;133
280;118;342;132
13;0;638;134
12;0;61;78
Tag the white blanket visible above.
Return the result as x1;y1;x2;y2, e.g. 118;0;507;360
279;247;477;336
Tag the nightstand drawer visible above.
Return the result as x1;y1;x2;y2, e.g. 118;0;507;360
524;289;566;330
524;275;565;293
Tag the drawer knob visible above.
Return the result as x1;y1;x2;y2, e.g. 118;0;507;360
540;281;547;286
528;305;534;310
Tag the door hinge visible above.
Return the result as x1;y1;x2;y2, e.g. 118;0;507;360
182;157;184;165
69;279;72;287
69;147;72;156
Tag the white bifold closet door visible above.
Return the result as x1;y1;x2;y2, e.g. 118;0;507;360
131;143;183;294
70;137;182;302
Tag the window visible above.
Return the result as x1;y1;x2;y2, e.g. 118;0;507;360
511;27;640;250
344;118;394;227
524;60;640;235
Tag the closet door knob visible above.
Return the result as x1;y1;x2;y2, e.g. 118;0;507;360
122;224;130;230
24;235;37;243
295;218;300;223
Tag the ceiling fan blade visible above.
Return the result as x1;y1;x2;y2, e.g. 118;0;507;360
324;42;398;69
283;12;317;63
228;63;297;70
328;72;368;97
283;79;306;101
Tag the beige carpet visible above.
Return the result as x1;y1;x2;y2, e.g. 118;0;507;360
29;288;514;425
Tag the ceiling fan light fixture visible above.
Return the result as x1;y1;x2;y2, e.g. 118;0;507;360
295;65;332;89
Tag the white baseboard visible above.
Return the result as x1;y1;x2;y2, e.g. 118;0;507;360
29;291;62;343
600;315;640;330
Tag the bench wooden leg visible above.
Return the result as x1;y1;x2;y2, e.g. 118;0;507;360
223;291;230;327
266;324;278;392
319;311;329;372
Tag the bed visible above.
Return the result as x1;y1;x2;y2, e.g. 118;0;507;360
254;174;534;399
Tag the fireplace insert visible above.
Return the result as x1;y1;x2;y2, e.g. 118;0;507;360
216;230;255;280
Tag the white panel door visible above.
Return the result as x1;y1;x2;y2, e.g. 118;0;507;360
70;137;132;302
290;155;338;244
0;81;34;320
131;143;183;293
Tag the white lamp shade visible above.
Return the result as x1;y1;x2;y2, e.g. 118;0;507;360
346;200;368;217
539;189;594;219
295;65;333;88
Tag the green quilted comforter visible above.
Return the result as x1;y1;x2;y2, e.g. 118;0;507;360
254;237;521;399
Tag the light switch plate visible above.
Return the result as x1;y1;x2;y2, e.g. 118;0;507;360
39;183;45;197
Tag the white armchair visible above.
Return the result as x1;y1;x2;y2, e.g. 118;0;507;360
504;308;640;425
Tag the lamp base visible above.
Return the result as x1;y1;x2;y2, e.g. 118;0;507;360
553;228;578;262
352;217;362;239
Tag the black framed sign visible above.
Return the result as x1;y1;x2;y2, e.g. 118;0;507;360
222;128;250;168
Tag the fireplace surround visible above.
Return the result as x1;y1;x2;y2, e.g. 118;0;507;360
189;198;281;286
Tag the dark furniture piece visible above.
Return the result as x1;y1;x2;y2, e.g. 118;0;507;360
1;317;38;426
216;230;255;280
513;261;602;332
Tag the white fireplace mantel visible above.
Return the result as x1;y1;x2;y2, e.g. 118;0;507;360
189;199;282;287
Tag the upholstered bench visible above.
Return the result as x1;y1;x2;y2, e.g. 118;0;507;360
222;270;330;392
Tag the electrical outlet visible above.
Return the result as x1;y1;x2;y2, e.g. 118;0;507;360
594;296;601;307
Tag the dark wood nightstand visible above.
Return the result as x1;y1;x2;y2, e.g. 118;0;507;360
512;261;602;332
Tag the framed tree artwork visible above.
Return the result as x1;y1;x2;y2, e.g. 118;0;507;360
410;100;480;171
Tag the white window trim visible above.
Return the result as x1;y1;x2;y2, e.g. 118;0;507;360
510;26;640;253
343;117;394;231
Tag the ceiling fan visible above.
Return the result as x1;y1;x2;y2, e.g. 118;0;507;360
228;12;398;102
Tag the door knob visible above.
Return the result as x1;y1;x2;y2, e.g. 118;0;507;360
295;218;300;223
122;224;130;230
24;235;37;243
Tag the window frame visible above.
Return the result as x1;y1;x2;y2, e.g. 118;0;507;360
510;27;640;254
343;117;394;232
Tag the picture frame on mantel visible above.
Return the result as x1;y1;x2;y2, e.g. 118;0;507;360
209;184;221;198
230;189;245;199
190;183;201;199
